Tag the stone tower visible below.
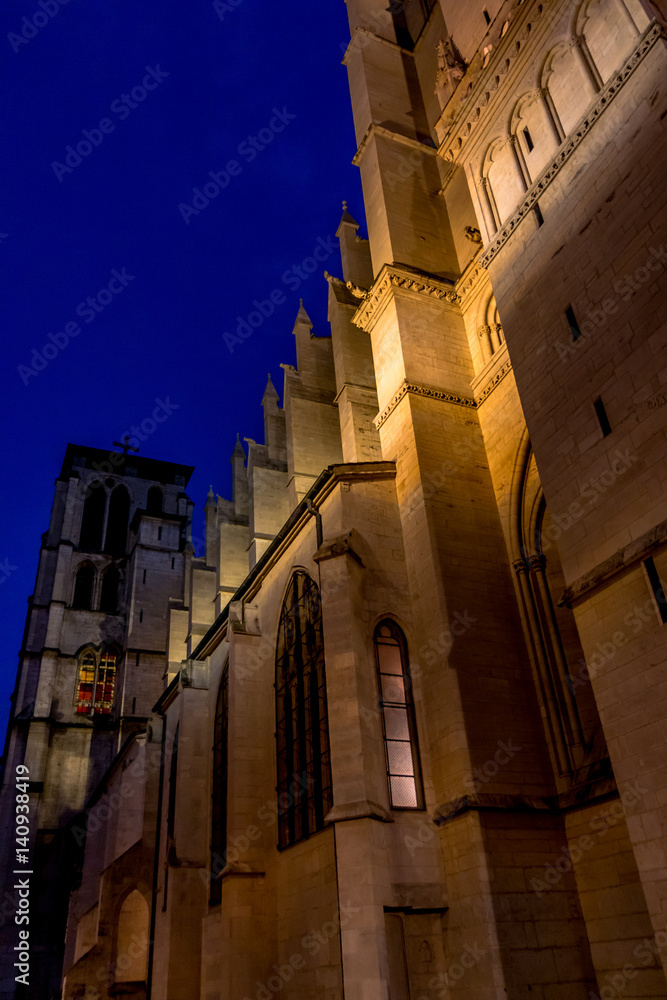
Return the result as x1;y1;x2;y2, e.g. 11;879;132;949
0;445;194;1000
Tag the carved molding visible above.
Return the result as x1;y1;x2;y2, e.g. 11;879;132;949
476;358;513;405
353;122;438;167
374;381;476;430
479;23;662;268
436;0;546;156
352;264;458;332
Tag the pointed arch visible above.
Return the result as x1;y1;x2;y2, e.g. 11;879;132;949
72;563;95;610
275;571;332;848
510;437;602;777
374;619;423;809
75;644;120;716
79;482;106;551
115;890;149;983
105;485;130;556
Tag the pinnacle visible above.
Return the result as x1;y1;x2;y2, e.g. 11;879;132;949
293;299;312;330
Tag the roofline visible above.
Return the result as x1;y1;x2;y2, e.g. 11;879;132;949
191;461;396;661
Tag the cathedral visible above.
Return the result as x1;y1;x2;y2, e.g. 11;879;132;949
1;0;667;997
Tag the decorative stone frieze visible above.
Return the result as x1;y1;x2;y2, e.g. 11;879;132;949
479;23;662;267
352;264;458;332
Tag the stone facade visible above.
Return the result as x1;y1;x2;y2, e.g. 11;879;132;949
0;1;666;998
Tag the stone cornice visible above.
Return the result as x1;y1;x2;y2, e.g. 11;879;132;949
433;775;618;825
374;381;476;430
435;0;547;158
475;358;513;405
353;122;438;167
352;263;458;332
342;26;411;66
479;22;662;267
559;517;667;608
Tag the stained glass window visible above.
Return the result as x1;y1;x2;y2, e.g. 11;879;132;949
276;572;332;848
75;647;118;715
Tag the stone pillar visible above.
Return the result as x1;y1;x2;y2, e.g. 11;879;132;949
224;629;275;990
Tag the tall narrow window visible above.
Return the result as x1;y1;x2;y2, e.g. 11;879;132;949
79;484;106;551
644;557;667;624
276;572;333;849
99;565;120;613
73;564;95;610
375;621;423;809
522;126;535;152
105;485;130;556
75;651;97;714
594;397;612;437
147;487;163;515
75;647;118;715
210;661;229;905
565;305;581;342
116;891;149;983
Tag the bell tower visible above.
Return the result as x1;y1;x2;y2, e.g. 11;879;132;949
0;443;194;1000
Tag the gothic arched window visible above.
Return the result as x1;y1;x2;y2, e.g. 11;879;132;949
210;661;229;905
276;571;332;849
374;621;423;809
105;486;130;556
75;646;118;715
115;890;149;983
72;564;95;610
99;565;120;613
147;487;163;515
80;483;106;551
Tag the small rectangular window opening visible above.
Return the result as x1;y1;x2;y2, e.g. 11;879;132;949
158;527;163;540
523;126;535;152
566;305;581;342
483;8;491;25
644;557;667;624
171;557;175;569
534;203;544;228
135;651;140;666
132;697;137;714
594;397;612;437
142;569;146;584
139;609;143;623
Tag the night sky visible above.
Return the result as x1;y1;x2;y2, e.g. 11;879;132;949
0;1;365;739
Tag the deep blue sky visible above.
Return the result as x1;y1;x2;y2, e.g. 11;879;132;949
0;0;364;738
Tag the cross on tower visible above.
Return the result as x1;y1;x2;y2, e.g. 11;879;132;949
112;435;139;455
